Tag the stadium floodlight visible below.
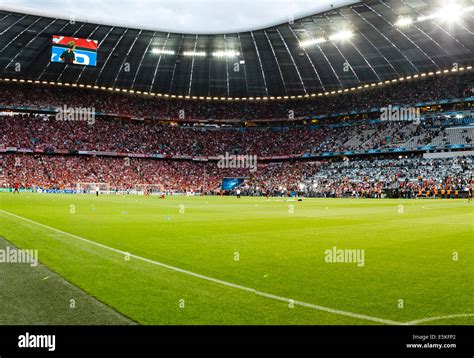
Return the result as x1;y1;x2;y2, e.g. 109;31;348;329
396;16;413;27
328;30;353;42
212;50;240;57
183;51;206;57
415;1;474;23
151;48;175;55
435;3;463;22
299;37;326;47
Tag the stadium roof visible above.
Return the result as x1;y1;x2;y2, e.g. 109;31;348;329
0;0;357;34
0;0;473;98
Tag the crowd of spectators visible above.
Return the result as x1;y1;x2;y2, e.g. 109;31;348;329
2;154;472;198
304;156;473;198
0;114;324;156
0;71;471;120
2;114;473;157
0;154;320;194
1;71;472;197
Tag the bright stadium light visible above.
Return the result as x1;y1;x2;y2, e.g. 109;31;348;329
328;30;353;42
212;50;240;57
396;16;413;27
183;51;206;57
416;2;474;24
151;48;175;55
435;3;463;22
299;37;326;47
300;29;353;48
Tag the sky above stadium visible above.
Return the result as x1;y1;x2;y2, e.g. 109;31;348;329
1;0;357;34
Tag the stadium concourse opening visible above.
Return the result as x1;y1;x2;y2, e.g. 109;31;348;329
0;0;473;351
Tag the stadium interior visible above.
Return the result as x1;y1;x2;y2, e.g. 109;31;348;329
0;0;473;338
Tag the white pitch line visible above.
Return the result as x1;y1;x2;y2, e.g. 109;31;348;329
0;209;404;325
405;313;474;325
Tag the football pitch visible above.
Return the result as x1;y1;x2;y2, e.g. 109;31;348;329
0;193;472;325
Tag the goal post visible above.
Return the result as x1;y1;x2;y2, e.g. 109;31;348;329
74;182;164;195
134;183;164;195
76;182;110;194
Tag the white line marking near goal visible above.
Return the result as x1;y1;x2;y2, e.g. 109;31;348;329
405;313;474;325
0;209;421;325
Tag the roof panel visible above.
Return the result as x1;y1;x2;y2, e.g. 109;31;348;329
0;0;472;97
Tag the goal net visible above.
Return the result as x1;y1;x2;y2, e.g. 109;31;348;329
76;182;110;194
134;183;164;195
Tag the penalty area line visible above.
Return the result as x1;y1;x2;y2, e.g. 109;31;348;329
0;209;403;325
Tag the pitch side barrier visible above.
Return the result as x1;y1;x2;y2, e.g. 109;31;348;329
1;187;470;199
0;188;204;196
384;188;471;199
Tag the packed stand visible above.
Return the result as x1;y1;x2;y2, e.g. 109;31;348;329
0;72;471;120
2;154;472;198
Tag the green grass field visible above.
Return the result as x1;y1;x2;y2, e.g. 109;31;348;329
0;193;473;325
